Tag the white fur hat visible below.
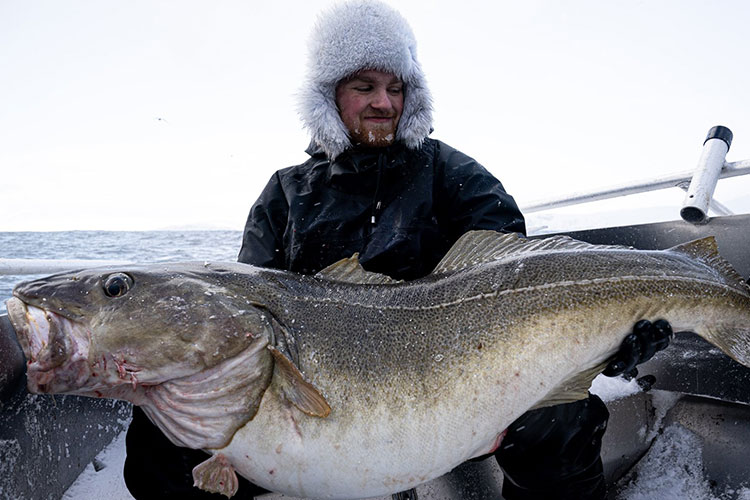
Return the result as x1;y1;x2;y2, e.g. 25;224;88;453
298;0;433;159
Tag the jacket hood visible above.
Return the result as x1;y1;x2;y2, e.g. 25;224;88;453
298;0;433;159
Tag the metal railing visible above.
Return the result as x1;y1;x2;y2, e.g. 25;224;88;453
0;259;131;276
521;126;747;225
522;159;750;216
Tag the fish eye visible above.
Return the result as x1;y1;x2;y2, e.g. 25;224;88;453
103;273;134;298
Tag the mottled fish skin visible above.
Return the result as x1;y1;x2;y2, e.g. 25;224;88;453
6;231;750;499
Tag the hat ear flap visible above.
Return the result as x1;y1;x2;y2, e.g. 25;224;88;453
397;59;433;149
298;82;351;159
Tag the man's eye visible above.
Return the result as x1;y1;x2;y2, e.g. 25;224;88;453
354;86;373;92
389;87;403;95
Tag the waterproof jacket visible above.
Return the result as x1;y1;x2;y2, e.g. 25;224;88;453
238;138;526;279
124;139;608;500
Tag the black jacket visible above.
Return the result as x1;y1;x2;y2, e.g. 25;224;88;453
125;139;606;500
125;139;525;500
237;137;609;499
238;138;526;279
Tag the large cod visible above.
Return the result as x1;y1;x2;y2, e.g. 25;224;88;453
6;231;750;499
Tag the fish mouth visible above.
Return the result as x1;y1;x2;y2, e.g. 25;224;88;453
6;297;92;394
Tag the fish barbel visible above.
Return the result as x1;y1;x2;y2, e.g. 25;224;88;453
6;231;750;498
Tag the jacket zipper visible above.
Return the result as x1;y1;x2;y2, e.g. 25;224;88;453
371;201;382;224
370;153;385;225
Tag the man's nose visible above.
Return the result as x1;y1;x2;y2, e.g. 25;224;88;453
370;88;392;109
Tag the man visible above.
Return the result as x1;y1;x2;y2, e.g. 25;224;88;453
125;1;670;498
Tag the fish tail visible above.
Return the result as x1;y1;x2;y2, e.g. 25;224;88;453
668;237;750;366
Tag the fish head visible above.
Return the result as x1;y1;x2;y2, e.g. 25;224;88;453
6;262;276;397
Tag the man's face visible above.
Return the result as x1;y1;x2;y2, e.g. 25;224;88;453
335;70;404;148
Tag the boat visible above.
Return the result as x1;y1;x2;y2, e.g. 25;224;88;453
1;126;748;499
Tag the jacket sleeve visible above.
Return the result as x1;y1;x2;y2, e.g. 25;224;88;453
237;172;290;268
435;142;527;239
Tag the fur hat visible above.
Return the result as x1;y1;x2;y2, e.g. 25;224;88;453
299;0;433;159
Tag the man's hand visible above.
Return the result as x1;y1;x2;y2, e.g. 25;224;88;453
0;314;26;402
603;319;674;380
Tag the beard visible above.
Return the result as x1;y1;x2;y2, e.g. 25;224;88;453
349;120;398;147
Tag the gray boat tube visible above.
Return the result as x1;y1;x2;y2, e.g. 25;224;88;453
0;313;26;402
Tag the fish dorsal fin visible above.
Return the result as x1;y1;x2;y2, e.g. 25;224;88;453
669;236;720;259
315;254;401;285
268;346;331;418
668;236;748;289
432;230;630;275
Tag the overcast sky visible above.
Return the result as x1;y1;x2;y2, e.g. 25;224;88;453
1;0;749;232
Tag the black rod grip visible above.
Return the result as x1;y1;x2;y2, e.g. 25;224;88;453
704;125;733;150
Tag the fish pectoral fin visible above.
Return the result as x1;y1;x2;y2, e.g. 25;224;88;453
192;453;239;498
268;346;331;418
530;361;609;410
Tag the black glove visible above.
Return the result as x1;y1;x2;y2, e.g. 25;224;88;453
603;319;673;380
0;314;26;403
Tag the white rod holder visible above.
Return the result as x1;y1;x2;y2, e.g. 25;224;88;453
680;125;733;224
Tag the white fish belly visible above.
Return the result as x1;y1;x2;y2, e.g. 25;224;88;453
218;379;526;499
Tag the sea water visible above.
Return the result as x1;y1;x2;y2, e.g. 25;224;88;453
0;230;243;314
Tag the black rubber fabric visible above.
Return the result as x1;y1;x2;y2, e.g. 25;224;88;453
392;488;419;499
124;407;270;500
495;394;609;500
